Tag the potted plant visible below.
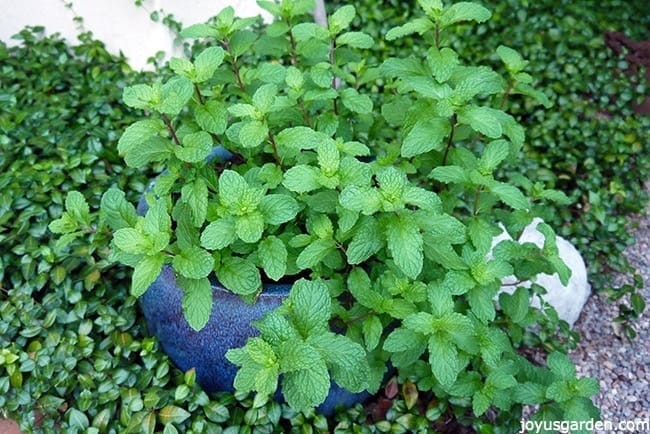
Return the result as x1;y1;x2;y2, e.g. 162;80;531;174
51;0;600;426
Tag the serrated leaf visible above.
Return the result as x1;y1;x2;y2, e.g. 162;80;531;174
385;18;434;41
258;236;287;281
339;185;382;215
384;327;426;354
329;5;356;34
428;47;459;83
175;131;212;163
181;178;208;227
496;45;528;74
547;352;576;380
179;276;213;331
173;246;214;279
195;100;227;134
340;88;373;114
467;286;496;322
428;335;459;386
201;217;237;249
180;23;219;39
228;103;257;118
347;218;383;264
123;84;155;110
219;170;248;204
114;227;153;254
283;165;321;193
309;332;369;392
100;188;138;231
252;83;277;113
386;215;423;279
472;390;490;416
512;382;547;404
296;238;337;270
440;2;491;27
479;139;510;174
282;360;330;412
490;182;530;210
336;31;374;49
429;165;469;184
362;316;382;351
499;287;529;323
259;194;300;225
401;118;451;157
131;254;165;297
239;120;268;148
275;126;321;150
235;212;265;243
117;119;165;158
159;76;193;115
458;105;503;138
194;46;225;82
218;257;261;296
348;268;384;309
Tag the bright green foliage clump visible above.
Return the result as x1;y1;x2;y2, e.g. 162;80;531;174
49;0;601;429
332;0;650;336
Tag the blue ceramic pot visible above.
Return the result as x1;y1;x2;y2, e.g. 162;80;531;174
137;147;369;415
140;265;369;415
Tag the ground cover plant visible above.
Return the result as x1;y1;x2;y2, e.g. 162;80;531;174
330;0;650;337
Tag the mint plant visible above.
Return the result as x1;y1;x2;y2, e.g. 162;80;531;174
50;0;599;428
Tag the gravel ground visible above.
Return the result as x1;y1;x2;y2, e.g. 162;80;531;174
570;202;650;433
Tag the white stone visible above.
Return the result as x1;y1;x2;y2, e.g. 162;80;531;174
493;218;590;327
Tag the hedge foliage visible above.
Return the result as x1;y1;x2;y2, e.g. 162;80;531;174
329;0;650;331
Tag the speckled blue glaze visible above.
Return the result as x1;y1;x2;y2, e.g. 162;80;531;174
137;146;369;415
140;265;369;415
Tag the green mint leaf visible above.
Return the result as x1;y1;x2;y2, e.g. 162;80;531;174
452;67;503;102
496;45;529;74
175;131;212;163
339;185;382;215
362;315;383;351
498;287;530;324
457;105;503;138
428;334;460;387
63;191;90;226
257;236;287;281
309;332;369;392
195;100;227;135
428;283;454;316
403;312;435;334
429;165;470;184
235;212;265;243
218;170;249;206
316;139;340;175
347;218;383;264
201;217;237;249
49;213;77;235
181;178;208;227
239;120;268;148
439;2;491;28
427;47;459;83
283;165;321;193
384;327;425;354
100;188;138;231
123;136;172;169
282;360;329;412
386;214;423;279
159;76;193;116
479;139;510;174
489;182;530;210
288;279;331;336
173;246;214;279
114;227;153;254
194;46;225;82
245;337;278;367
296;238;337;270
217;256;261;296
123;84;155;110
275;126;321;150
259;194;300;225
348;268;384;310
546;381;574;403
143;199;171;238
170;56;194;77
340;88;373;114
328;5;356;35
547;352;576;380
401;118;451;157
512;382;547;405
403;186;441;211
335;31;374;49
252;84;277;114
117;119;165;160
467;286;496;322
254;311;300;346
385;17;434;41
472;390;490;416
179;276;213;331
180;23;219;39
228;103;257;118
131;254;165;297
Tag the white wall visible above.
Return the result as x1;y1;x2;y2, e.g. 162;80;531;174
0;0;268;70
